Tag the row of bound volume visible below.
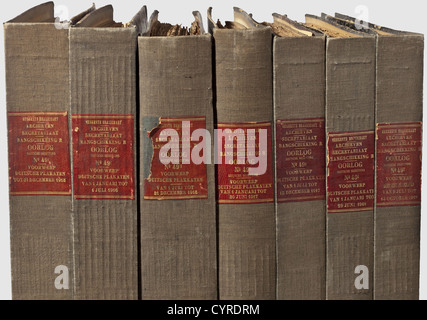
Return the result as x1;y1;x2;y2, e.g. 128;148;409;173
5;2;423;300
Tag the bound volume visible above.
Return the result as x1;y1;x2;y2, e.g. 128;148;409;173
138;10;217;299
334;13;424;300
272;14;326;300
210;8;275;300
5;2;73;299
69;5;140;299
306;14;376;300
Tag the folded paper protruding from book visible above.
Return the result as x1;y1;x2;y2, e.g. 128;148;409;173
149;10;188;36
144;9;206;36
74;5;123;28
333;13;378;33
270;13;316;36
321;13;382;36
8;1;55;23
8;1;95;25
233;7;258;28
208;7;267;31
127;5;148;35
333;12;422;36
319;13;378;37
191;11;205;35
70;3;96;26
73;4;150;30
147;10;159;34
260;13;317;37
305;14;363;38
209;7;317;37
207;7;216;33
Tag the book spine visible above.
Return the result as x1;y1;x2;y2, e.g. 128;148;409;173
325;37;376;299
273;36;326;300
374;34;424;300
69;28;138;299
214;28;275;300
138;35;217;299
5;23;73;299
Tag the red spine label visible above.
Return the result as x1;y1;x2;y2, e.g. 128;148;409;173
376;122;422;207
8;111;71;196
144;117;208;200
327;131;375;213
72;114;135;200
276;118;325;202
217;122;274;204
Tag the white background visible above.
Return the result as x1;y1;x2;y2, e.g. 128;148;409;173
0;0;425;300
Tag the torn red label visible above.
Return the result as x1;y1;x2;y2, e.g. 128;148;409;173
143;117;208;200
217;122;274;204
